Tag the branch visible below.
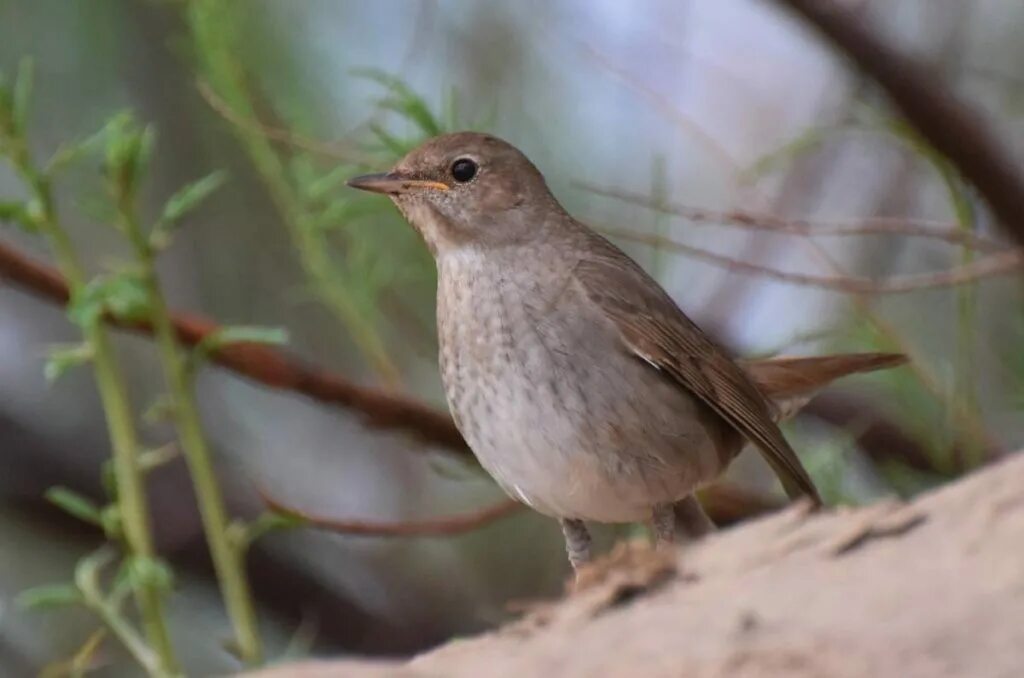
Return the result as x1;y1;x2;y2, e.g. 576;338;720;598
0;238;467;453
772;0;1024;247
197;81;371;164
259;490;523;537
601;227;1024;294
581;183;1004;252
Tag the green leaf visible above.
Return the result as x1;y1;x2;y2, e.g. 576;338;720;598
154;170;227;247
46;121;118;175
368;122;411;157
236;512;303;551
193;325;288;363
16;583;82;611
68;270;151;328
104;113;155;199
142;394;176;425
139;444;179;472
73;547;115;597
354;69;441;137
99;505;122;540
44;486;102;526
12;58;34;136
305;165;355;203
127;556;174;592
0;200;33;232
307;198;381;232
44;343;94;383
0;70;11;138
100;459;117;498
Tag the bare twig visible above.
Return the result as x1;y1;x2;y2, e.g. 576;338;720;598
601;227;1024;294
582;183;1004;252
260;490;523;537
197;81;373;164
772;0;1024;248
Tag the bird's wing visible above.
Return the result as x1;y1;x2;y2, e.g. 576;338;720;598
572;235;821;504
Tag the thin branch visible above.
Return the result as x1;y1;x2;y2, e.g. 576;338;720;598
576;41;743;180
601;227;1024;294
0;238;466;452
259;489;523;537
197;80;372;164
772;0;1024;248
581;183;1004;252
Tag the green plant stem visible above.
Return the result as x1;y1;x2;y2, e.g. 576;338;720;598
77;549;161;675
936;163;981;471
120;203;263;666
185;0;401;386
6;146;178;676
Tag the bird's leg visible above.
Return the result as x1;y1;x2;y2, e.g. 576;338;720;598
651;503;676;550
673;495;716;542
560;518;592;571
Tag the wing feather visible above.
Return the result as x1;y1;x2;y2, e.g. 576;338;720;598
573;236;821;504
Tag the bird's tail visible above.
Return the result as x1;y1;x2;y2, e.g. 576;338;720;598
740;352;907;421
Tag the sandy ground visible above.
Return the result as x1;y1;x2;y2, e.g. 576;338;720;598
248;452;1024;677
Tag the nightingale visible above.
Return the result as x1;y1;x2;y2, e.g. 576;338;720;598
348;132;906;571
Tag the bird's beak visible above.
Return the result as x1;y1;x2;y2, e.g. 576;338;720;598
346;172;450;195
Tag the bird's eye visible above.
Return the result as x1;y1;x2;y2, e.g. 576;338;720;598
450;157;478;183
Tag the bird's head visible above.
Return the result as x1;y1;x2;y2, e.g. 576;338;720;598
347;132;560;255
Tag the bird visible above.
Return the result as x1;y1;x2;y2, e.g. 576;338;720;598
348;132;906;572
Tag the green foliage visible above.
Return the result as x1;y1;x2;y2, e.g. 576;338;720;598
68;269;152;329
195;325;289;356
355;69;444;138
189;325;289;379
0;199;34;232
16;583;82;612
127;556;175;593
44;486;103;526
11;58;34;137
44;343;95;383
152;170;228;250
103;113;156;202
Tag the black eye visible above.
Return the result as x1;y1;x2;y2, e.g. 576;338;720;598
450;157;478;183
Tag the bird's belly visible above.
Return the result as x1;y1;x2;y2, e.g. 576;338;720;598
441;318;729;523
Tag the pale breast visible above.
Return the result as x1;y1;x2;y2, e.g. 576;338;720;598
436;247;730;523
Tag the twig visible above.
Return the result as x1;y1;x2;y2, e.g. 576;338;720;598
601;227;1024;294
0;235;463;450
197;81;371;164
259;489;522;537
581;183;1004;252
117;173;263;665
0;103;178;671
772;0;1024;248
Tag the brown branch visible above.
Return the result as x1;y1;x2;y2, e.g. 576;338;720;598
601;227;1024;294
259;489;524;537
582;184;1004;252
0;238;468;453
772;0;1024;248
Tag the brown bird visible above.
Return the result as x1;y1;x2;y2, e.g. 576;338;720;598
348;132;906;571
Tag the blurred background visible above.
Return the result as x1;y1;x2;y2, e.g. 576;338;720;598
1;0;1023;674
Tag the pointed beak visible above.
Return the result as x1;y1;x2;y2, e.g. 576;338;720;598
346;173;450;195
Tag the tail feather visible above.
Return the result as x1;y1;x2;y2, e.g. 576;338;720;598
739;353;907;421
